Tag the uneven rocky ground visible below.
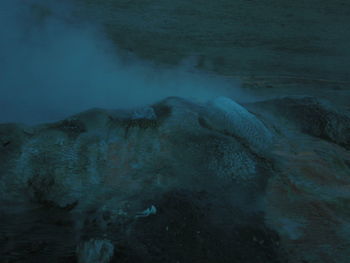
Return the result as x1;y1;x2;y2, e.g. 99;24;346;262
1;96;350;263
1;1;350;262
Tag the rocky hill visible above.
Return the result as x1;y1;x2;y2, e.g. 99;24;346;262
1;96;350;263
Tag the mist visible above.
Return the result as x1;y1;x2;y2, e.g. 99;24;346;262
0;0;246;124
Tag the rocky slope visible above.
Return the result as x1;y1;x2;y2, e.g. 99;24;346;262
1;96;350;263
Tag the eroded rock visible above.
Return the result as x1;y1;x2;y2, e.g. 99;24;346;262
250;96;350;149
1;96;350;263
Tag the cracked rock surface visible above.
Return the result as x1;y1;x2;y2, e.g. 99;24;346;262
1;96;350;263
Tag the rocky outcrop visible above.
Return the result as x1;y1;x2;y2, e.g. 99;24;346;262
249;96;350;149
1;96;350;263
0;97;272;210
203;97;274;153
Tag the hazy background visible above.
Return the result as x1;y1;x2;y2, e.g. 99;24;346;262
71;0;350;109
0;0;244;124
73;0;350;81
2;0;349;124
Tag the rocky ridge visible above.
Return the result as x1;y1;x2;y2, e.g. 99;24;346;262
1;96;350;263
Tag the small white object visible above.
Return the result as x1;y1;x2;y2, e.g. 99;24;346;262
136;205;157;218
